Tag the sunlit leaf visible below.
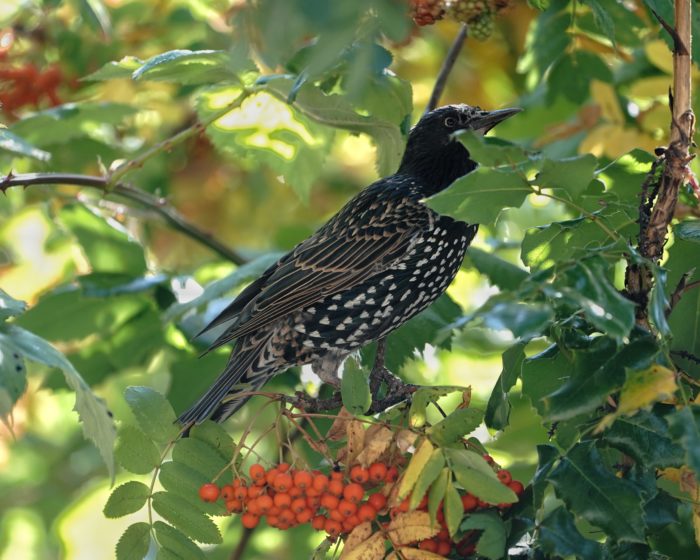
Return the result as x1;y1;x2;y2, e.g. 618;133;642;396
82;56;143;81
409;449;445;510
534;154;597;199
0;334;26;422
116;522;150;560
0;128;51;161
443;479;463;538
427;408;482;445
133;50;250;85
445;449;517;504
387;511;439;546
115;425;161;475
485;343;526;430
103;481;150;518
398;439;434;500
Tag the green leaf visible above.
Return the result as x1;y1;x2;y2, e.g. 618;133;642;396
82;56;143;81
548;51;612;104
539;506;604;560
116;522;151;560
460;512;507;560
582;0;616;43
0;289;27;320
649;266;671;337
605;411;684;469
535;154;598;199
171;437;229;480
409;386;465;429
532;444;559;509
188;421;235;460
666;405;700;477
428;468;449;525
153;522;205;560
5;325;116;479
341;359;370;416
115;426;161;475
456;130;529;167
0;334;27;421
158;461;226;516
521;345;569;417
124;386;180;444
466;248;528;291
543;336;659;422
104;481;150;518
445;449;517;504
548;441;646;542
475;300;554;339
133;50;245;85
79;0;112;36
427;167;532;226
644;489;680;532
674;220;700;243
0;128;51;161
485;343;526;430
427;408;482;445
409;449;445;510
151;491;222;544
60;204;147;276
443;479;464;538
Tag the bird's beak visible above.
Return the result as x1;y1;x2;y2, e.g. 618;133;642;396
469;107;522;135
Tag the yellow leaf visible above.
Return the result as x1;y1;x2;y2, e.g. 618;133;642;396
645;40;674;75
387;511;439;546
393;547;448;559
342;522;373;556
591;80;624;124
398;439;434;500
627;77;671;104
346;419;366;468
396;429;418;453
357;426;394;466
617;365;677;416
339;532;385;560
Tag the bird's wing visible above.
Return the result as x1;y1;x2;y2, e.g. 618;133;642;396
206;185;430;348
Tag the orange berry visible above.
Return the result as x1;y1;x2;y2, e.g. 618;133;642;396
509;480;524;496
220;484;235;501
289;486;303;498
291;498;307;514
321;494;340;510
385;466;399;483
306;487;321;498
274;493;292;509
254;476;267;487
267;515;280;527
313;474;329;492
234;486;248;500
258;495;273;513
232;477;246;488
247;498;262;516
328;479;345;497
277;462;290;472
350;465;369;484
343;483;364;504
329;508;345;522
280;509;296;524
343;515;360;532
368;462;388;484
241;513;259;529
226;498;243;513
268;506;281;516
273;473;293;492
397;497;410;512
266;468;279;486
294;470;313;489
312;514;326;530
419;539;438;552
330;471;344;481
296;508;314;524
477;498;490;508
483;454;494;465
497;469;512;484
437;540;452;556
368;493;387;511
437;528;449;540
248;486;265;499
338;500;357;517
462;493;478;512
199;483;220;502
249;463;266;481
307;495;321;510
324;518;342;538
358;503;377;522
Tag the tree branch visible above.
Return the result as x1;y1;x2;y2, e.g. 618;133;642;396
624;0;694;326
425;24;468;113
0;172;246;264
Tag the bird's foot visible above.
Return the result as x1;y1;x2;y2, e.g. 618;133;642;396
287;390;342;413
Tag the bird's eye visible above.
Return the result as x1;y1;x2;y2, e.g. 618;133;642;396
444;117;457;128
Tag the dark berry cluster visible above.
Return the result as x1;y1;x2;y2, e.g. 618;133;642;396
409;0;512;41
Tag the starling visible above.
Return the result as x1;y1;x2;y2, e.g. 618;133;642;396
178;104;519;426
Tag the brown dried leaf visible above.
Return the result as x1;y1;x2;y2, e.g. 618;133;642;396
328;407;354;441
345;419;366;467
339;531;386;560
392;548;448;559
395;429;418;453
357;426;394;466
342;522;373;555
387;511;439;546
457;387;472;409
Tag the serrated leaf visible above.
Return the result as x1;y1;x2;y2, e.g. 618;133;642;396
398;439;434;500
539;506;603;560
443;479;463;538
116;522;150;560
390;548;447;560
133;50;243;85
535;154;597;199
82;56;143;81
188;421;234;460
456;130;529;167
409;386;465;429
387;511;439;546
158;461;226;516
339;531;384;560
153;522;205;560
124;386;179;444
5;325;116;479
666;405;700;477
485;343;526;430
0;128;51;161
171;437;229;480
151;492;221;544
460;512;506;560
428;167;532;226
104;481;150;518
427;408;482;445
114;426;160;474
340;522;373;558
341;359;370;416
618;364;677;415
548;441;646;542
409;450;445;510
547;51;612;104
0;334;27;421
428;468;449;525
466;248;528;291
357;426;394;466
474;300;554;339
605;411;684;468
444;449;517;504
674;220;700;243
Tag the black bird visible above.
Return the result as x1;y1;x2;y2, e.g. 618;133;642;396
178;104;519;427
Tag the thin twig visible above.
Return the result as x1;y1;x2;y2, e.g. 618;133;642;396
0;172;246;264
230;527;254;560
425;24;468;113
668;272;699;314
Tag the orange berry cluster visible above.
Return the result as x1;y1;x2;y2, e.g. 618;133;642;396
199;462;398;537
0;63;63;117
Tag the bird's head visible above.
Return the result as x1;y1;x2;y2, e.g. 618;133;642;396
398;104;520;195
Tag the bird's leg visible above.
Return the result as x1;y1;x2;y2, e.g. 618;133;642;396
369;338;390;396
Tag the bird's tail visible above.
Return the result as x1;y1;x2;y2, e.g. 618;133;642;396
177;340;275;428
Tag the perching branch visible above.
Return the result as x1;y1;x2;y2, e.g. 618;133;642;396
624;0;695;326
0;172;246;264
425;24;469;113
